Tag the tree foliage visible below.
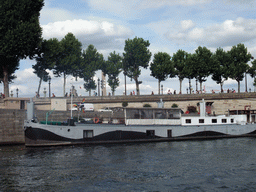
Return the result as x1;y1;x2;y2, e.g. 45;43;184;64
123;37;151;95
53;33;82;96
211;48;230;92
33;38;60;95
105;51;122;95
150;52;173;94
0;0;44;97
192;46;213;91
79;45;104;96
228;43;252;93
172;50;189;94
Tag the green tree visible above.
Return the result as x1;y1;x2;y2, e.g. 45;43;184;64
123;37;151;95
79;45;103;96
105;51;122;95
0;0;44;97
33;38;60;95
0;57;19;88
248;59;256;87
211;48;230;92
172;50;189;94
192;46;213;92
185;53;197;94
150;52;173;94
228;43;252;93
53;33;82;96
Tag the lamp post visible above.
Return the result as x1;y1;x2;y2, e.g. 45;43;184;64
16;88;19;97
43;87;47;97
48;76;51;97
97;78;100;97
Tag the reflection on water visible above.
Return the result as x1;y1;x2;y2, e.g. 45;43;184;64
1;138;256;191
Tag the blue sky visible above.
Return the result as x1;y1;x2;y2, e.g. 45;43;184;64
9;0;256;97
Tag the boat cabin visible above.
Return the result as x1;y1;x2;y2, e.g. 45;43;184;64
124;107;182;125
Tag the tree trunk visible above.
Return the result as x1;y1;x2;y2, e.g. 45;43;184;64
3;66;9;97
196;79;198;92
124;74;127;95
189;78;191;94
158;80;160;95
220;82;223;93
63;73;66;97
37;78;42;96
200;81;203;93
179;78;182;94
245;73;247;92
237;80;240;93
134;76;140;95
89;90;91;96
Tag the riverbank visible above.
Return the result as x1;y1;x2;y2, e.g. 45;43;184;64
1;92;256;145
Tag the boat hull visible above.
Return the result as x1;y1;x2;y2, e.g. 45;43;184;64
24;121;256;147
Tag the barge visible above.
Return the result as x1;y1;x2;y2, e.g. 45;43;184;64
24;99;256;147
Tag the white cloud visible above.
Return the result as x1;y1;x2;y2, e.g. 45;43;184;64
42;19;133;52
165;17;256;48
181;20;195;31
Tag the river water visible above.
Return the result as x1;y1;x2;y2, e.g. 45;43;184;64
1;138;256;192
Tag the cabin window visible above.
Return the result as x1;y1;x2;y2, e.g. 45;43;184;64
146;130;155;137
185;119;191;124
231;119;234;123
222;119;227;123
83;130;93;138
212;119;217;123
167;130;172;138
199;119;204;124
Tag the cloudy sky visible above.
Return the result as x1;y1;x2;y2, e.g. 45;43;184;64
9;0;256;97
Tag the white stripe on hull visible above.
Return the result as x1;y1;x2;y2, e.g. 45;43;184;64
25;121;256;140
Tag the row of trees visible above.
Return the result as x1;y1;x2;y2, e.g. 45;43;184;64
33;34;152;96
34;33;255;96
151;44;254;94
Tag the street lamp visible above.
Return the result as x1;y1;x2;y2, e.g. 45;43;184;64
98;78;100;97
16;88;19;97
43;87;47;97
48;76;51;97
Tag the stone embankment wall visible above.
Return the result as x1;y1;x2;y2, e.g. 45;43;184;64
0;109;26;145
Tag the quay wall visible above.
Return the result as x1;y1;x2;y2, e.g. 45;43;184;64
1;92;256;145
33;92;256;115
0;109;26;145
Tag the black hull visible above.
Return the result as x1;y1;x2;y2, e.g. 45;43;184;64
25;127;256;147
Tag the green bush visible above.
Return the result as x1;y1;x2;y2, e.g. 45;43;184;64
122;101;128;107
143;103;152;107
172;103;178;108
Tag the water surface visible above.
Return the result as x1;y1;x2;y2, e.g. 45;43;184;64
1;138;256;191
